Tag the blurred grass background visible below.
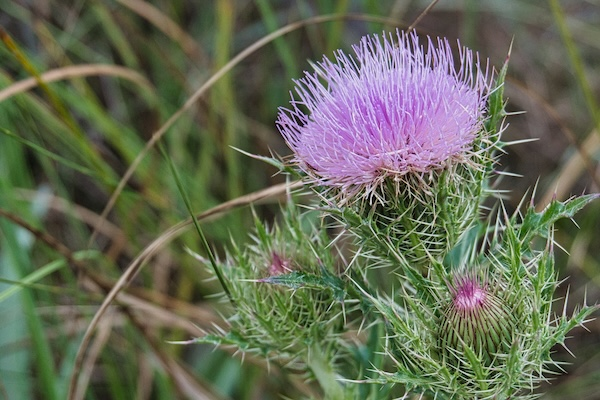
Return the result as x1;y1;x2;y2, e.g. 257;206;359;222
0;0;598;399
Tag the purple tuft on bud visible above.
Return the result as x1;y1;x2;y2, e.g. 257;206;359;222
439;275;514;365
452;276;487;310
268;251;293;276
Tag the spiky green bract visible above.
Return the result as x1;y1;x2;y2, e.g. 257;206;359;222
330;161;486;270
325;60;507;273
192;204;351;390
358;194;598;399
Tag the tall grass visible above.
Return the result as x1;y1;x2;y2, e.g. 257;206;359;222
0;1;598;399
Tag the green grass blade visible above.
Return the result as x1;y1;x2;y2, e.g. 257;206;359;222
0;250;100;303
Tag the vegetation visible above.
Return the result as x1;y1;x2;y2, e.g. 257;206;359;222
0;1;598;399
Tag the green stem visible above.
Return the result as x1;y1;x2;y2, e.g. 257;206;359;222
308;345;344;400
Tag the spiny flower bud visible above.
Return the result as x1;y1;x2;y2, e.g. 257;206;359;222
218;208;346;362
439;275;514;366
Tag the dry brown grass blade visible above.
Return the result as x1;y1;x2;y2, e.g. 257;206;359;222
408;0;440;31
128;311;226;400
0;208;88;268
5;190;223;332
115;0;207;65
0;200;228;398
119;291;218;335
0;64;153;103
540;129;600;207
16;189;129;261
136;351;154;400
68;180;303;400
88;12;403;248
507;77;600;207
72;310;116;400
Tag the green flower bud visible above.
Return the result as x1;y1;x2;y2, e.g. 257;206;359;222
439;275;514;366
220;208;346;362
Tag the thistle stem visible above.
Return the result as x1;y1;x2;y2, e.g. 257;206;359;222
308;345;344;400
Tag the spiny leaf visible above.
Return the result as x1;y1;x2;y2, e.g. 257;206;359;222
231;146;298;176
484;49;509;137
259;267;346;302
519;194;599;243
546;304;600;353
191;330;268;355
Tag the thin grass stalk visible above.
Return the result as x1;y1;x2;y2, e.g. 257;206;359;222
549;0;600;135
87;12;404;247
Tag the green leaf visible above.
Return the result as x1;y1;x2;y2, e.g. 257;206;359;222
519;194;599;243
191;331;259;354
546;304;600;354
0;128;110;183
484;52;509;138
231;146;298;175
259;267;346;302
462;343;488;389
0;250;100;303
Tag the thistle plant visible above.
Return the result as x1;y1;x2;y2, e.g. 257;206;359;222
190;29;598;399
365;194;599;399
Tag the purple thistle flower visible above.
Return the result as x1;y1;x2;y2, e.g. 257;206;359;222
277;30;492;201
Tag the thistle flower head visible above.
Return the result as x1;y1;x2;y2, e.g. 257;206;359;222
277;29;492;203
439;274;513;366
